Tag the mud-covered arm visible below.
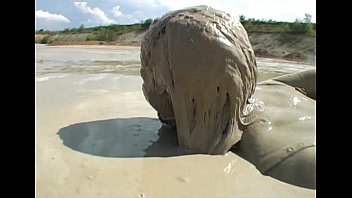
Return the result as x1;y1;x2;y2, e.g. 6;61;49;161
272;69;316;100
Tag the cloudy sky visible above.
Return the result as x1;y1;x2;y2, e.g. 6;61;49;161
35;0;316;31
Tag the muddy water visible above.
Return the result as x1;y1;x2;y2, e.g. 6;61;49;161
35;44;315;197
35;44;315;80
256;58;315;82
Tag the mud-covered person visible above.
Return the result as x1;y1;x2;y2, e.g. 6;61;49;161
140;6;315;189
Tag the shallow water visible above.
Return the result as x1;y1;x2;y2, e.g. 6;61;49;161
35;44;315;197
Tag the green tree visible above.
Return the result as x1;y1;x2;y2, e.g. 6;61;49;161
303;14;314;35
291;18;305;33
70;28;78;33
78;24;84;32
304;13;312;23
142;19;153;30
290;16;314;35
239;15;246;22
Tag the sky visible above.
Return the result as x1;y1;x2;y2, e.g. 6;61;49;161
35;0;316;31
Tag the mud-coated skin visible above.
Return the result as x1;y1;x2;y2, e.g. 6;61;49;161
141;5;257;154
273;69;316;99
233;77;316;189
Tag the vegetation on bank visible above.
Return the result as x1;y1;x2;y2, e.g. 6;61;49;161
239;14;315;36
35;19;153;44
35;14;315;44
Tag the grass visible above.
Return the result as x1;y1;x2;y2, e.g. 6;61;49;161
241;21;315;35
36;23;147;36
240;17;316;36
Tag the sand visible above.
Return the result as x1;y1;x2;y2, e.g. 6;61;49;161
35;44;315;197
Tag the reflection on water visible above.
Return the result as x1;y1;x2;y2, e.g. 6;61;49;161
35;44;315;81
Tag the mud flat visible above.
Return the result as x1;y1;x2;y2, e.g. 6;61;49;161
36;44;315;197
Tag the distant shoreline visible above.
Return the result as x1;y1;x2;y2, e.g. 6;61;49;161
47;41;141;47
36;43;311;64
36;30;315;64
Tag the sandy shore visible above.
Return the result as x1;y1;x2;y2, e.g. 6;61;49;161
35;45;315;197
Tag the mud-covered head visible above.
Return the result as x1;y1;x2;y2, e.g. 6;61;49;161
140;6;257;154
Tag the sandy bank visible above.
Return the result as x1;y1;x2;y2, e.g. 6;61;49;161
35;30;315;63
